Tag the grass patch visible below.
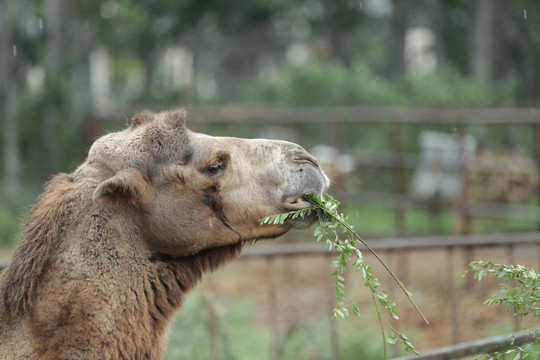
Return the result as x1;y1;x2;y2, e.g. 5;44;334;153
165;290;385;360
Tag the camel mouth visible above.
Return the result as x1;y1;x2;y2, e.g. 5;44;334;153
282;194;319;229
283;195;313;211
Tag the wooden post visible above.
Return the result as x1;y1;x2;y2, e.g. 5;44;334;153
266;257;282;360
329;119;345;189
0;0;22;208
458;123;473;235
447;246;460;344
533;124;540;231
391;122;409;284
458;123;475;289
391;122;407;236
506;244;520;332
538;244;540;277
326;253;341;360
202;287;221;360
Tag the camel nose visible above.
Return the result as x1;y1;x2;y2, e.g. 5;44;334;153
294;152;321;168
277;141;330;193
280;143;319;166
294;151;331;194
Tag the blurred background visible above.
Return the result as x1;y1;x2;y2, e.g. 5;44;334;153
1;0;540;359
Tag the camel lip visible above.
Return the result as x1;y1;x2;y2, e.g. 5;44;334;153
285;209;318;229
282;194;313;211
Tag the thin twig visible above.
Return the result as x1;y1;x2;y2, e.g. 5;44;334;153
372;290;388;359
308;197;430;325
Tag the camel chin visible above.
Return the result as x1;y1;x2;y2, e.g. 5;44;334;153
287;212;319;229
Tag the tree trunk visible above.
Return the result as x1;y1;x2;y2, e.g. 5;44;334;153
43;0;65;173
0;0;21;207
388;0;407;77
329;0;350;66
471;0;498;81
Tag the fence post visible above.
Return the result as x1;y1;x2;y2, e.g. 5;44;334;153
329;119;345;189
391;122;410;285
447;246;460;344
457;123;475;289
533;123;540;274
533;124;540;231
505;244;521;332
458;123;472;235
391;122;407;236
202;282;222;360
266;257;282;360
326;253;341;360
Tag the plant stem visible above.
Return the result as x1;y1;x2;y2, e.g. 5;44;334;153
309;198;430;325
372;290;388;360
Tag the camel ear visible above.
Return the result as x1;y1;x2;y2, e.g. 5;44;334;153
92;169;149;207
163;108;186;128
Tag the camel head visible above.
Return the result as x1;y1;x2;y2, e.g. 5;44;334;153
88;109;330;256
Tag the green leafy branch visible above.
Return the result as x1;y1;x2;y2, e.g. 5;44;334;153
460;261;540;360
260;193;427;357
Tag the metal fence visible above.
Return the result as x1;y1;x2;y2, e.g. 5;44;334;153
0;232;538;359
239;232;540;359
179;106;540;358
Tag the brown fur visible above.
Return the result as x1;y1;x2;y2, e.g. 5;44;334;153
0;173;78;319
0;109;329;359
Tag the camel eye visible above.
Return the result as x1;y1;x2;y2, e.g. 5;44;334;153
207;163;225;176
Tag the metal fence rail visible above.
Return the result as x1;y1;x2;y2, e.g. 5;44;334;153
391;328;539;360
3;232;536;270
241;232;540;256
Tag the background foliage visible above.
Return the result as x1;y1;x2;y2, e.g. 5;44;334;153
1;0;540;245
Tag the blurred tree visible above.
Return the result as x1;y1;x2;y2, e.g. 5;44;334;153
1;0;540;200
1;0;22;207
42;0;64;172
471;0;498;81
500;0;540;101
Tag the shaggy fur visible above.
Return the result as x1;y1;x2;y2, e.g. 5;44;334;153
0;109;329;359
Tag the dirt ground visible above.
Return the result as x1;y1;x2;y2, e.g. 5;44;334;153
198;242;540;357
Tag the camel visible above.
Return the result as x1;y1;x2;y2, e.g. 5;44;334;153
0;109;329;359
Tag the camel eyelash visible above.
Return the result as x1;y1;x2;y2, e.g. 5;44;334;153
206;163;226;176
201;152;230;177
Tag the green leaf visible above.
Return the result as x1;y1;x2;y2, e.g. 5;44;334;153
260;192;423;356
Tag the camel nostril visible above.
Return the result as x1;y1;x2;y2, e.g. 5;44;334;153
295;155;320;168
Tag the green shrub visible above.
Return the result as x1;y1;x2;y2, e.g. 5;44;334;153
463;261;539;359
244;61;406;106
245;61;517;107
